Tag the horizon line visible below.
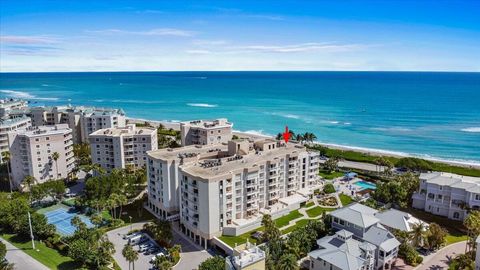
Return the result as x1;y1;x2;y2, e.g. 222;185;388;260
1;70;479;74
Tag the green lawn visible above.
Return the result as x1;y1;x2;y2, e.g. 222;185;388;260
218;227;264;247
281;219;310;234
303;201;315;208
306;206;335;218
274;210;302;228
1;234;81;270
339;194;354;206
445;234;468;245
319;170;344;180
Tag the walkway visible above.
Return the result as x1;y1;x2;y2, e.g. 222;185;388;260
414;241;467;270
0;237;49;270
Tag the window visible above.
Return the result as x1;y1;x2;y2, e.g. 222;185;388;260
46;137;49;140
475;194;480;201
453;212;460;219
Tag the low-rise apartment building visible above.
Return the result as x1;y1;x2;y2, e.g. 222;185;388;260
180;118;232;146
146;138;320;248
312;203;400;270
89;124;157;172
412;172;480;220
10;105;126;143
8;124;75;188
0;116;31;162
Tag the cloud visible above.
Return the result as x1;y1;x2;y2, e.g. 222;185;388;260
85;28;195;37
186;50;212;55
193;39;228;45
240;42;368;53
0;35;58;44
0;35;61;56
187;42;372;55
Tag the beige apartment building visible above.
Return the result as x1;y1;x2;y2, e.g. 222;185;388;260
8;124;75;188
89;124;158;172
146;138;320;248
10;105;126;143
180;118;233;146
0;116;31;163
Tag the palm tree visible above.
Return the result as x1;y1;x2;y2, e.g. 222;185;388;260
464;211;480;253
278;253;299;270
294;134;303;144
410;222;426;247
116;194;128;219
2;151;12;193
51;152;60;179
23;175;36;203
122;244;139;270
276;133;283;140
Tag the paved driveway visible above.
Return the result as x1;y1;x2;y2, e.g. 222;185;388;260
415;241;467;270
0;237;49;270
107;223;212;270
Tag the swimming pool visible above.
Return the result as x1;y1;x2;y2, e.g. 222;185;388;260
354;181;377;190
44;207;94;236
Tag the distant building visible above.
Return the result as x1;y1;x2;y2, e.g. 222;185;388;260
180;118;232;146
317;203;400;270
0;99;27;118
146;138;320;248
0;116;31;162
8;124;75;187
10;105;126;143
226;241;266;270
412;172;480;220
89;124;157;172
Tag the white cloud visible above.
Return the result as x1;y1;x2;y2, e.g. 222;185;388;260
186;50;212;55
0;35;58;44
85;28;195;37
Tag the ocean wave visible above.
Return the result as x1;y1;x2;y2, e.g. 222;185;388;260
267;112;301;119
343;122;351;125
461;127;480;133
234;129;272;137
187;103;218;108
328;121;339;124
371;127;412;132
0;89;59;101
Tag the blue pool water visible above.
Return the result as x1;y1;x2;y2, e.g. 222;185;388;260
1;72;479;164
44;207;94;236
354;181;377;190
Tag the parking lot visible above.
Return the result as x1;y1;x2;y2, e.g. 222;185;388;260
107;223;212;270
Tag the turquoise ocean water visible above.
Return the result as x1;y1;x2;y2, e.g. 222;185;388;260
0;72;479;164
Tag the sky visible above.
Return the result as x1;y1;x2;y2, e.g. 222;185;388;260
0;0;479;72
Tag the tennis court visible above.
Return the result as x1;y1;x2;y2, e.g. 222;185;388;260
44;207;94;236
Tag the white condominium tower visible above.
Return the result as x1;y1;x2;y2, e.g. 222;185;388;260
0;99;27;118
10;105;126;143
8;124;75;188
0;116;31;162
180;118;233;146
89;124;158;172
146;138;320;248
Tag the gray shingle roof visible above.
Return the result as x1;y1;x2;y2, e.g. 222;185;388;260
363;224;400;251
329;203;379;228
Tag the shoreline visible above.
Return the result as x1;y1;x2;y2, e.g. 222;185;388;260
127;117;480;169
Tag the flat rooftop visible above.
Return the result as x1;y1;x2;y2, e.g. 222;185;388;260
181;142;307;178
181;118;232;129
90;125;155;137
14;124;71;137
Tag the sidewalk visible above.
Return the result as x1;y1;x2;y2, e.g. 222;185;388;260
0;237;49;270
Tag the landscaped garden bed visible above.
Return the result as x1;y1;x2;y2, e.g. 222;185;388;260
318;196;338;207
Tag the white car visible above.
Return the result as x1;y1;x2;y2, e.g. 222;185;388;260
150;252;165;263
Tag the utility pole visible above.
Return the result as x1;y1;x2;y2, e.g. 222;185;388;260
28;212;35;249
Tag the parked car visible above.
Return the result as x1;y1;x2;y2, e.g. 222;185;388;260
150;252;165;263
128;234;146;245
123;232;140;240
139;242;154;252
144;246;159;255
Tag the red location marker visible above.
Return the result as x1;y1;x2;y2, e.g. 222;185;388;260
282;126;290;143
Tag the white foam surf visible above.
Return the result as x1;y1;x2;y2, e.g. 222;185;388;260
0;89;59;101
461;127;480;133
187;103;218;108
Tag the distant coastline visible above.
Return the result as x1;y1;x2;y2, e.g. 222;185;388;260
127;117;480;169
